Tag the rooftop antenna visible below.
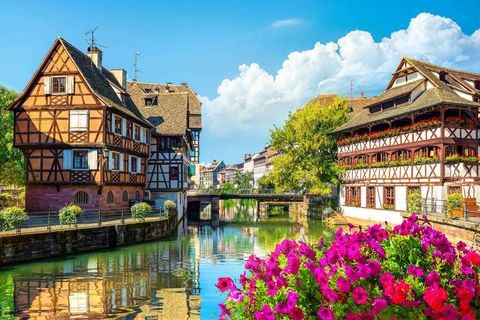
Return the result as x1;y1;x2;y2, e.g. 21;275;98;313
85;24;106;67
132;52;142;81
350;79;353;98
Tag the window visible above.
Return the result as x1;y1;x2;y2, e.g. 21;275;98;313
475;81;480;90
73;150;88;169
70;110;88;131
448;186;462;194
134;124;141;141
131;156;138;173
114;115;122;135
367;187;375;208
170;166;179;180
44;76;74;95
74;191;89;204
122;191;128;202
53;77;66;93
393;150;411;161
106;191;114;203
345;186;361;205
145;98;153;106
144;88;152;93
385;187;395;207
408;186;420;195
111;152;120;171
135;191;141;199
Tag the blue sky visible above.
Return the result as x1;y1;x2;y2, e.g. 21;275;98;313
1;1;479;165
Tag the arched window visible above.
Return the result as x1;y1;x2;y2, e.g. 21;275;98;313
135;191;141;199
107;191;114;203
122;191;128;202
74;191;89;205
372;152;389;164
392;150;411;161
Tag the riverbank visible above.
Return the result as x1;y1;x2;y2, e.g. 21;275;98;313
0;213;183;266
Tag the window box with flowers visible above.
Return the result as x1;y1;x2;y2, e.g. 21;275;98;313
367;203;375;208
413;156;439;164
345;200;361;207
445;116;479;128
383;202;395;210
445;154;480;165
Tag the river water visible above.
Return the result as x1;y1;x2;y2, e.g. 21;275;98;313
0;200;336;319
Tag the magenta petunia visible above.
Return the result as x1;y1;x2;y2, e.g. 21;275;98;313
274;302;288;314
345;265;360;282
336;276;351;293
289;306;305;320
372;298;387;314
266;280;278;297
216;277;235;292
345;312;362;320
317;307;334;320
227;290;244;302
322;287;339;302
261;304;275;320
407;265;424;277
442;304;458;320
352;286;368;304
368;260;382;277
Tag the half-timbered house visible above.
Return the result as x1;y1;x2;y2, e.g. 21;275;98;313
127;81;200;216
8;37;153;212
332;57;480;223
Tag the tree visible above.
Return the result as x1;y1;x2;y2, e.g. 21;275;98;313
257;174;275;193
269;97;350;195
0;86;23;186
233;170;253;192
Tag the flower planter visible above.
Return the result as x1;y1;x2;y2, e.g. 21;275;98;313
450;198;480;218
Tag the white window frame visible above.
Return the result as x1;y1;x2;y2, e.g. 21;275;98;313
129;155;139;173
70;110;89;132
64;149;97;170
44;76;74;95
112;115;123;135
110;151;122;171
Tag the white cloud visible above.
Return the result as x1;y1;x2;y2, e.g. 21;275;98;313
202;12;480;141
271;19;303;28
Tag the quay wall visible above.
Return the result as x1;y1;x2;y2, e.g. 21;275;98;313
0;214;180;266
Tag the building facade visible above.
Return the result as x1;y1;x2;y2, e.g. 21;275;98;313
8;37;152;212
201;160;226;188
332;57;480;223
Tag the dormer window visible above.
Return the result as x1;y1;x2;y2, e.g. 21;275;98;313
53;77;66;93
145;98;153;106
475;81;480;90
144;89;151;93
439;71;447;82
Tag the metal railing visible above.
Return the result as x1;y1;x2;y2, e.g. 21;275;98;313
408;198;480;222
0;208;170;235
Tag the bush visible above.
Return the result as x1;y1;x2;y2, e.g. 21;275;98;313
131;202;151;222
217;214;480;319
58;204;83;226
0;206;28;231
164;200;176;215
0;193;14;206
447;192;463;216
18;191;26;204
407;192;423;213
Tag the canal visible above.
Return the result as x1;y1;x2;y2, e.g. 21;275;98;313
0;200;336;319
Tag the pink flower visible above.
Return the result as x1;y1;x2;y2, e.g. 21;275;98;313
317;307;334;320
407;265;424;277
216;277;235;292
372;298;387;314
352;286;368;304
227;290;244;302
336;276;351;293
274;302;288;314
345;313;362;320
289;306;305;319
261;304;275;320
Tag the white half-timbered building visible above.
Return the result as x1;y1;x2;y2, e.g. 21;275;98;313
332;57;480;223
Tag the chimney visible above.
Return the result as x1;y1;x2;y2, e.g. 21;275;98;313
110;69;127;90
87;47;103;71
360;92;365;99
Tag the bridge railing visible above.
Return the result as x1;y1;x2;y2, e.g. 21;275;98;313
188;189;281;196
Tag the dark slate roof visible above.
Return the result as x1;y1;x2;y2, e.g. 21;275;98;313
126;81;202;131
59;38;152;128
331;57;480;134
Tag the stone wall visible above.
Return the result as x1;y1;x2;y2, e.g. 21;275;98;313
0;214;179;266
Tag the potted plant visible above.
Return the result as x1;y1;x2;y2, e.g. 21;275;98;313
446;192;463;217
164;200;177;215
59;204;83;227
407;192;423;213
130;202;152;222
383;202;395;210
0;206;28;231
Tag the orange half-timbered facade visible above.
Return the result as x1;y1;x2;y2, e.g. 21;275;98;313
8;37;152;212
332;57;480;223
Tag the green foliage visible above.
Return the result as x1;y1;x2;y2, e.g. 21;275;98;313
18;191;25;204
58;204;83;226
233;170;253;191
269;97;350;195
257;174;276;193
0;206;28;231
131;202;152;221
221;182;235;194
0;192;14;204
164;200;176;215
0;86;24;186
446;192;463;215
407;192;423;213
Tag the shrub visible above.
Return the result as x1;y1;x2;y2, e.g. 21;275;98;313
407;192;423;213
131;202;151;222
446;192;463;216
217;214;480;319
18;191;26;204
164;200;176;215
0;192;14;206
0;206;28;231
58;204;83;226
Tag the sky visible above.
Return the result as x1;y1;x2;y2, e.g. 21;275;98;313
1;1;480;166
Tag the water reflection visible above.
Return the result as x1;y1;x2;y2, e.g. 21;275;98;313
0;201;335;319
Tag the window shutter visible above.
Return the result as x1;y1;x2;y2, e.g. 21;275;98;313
66;76;75;94
111;115;115;133
88;149;98;170
136;157;140;173
122;118;127;136
109;151;113;170
141;128;146;143
119;153;124;171
63;150;72;170
44;77;52;95
128;155;131;172
79;111;88;130
70;111;78;130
